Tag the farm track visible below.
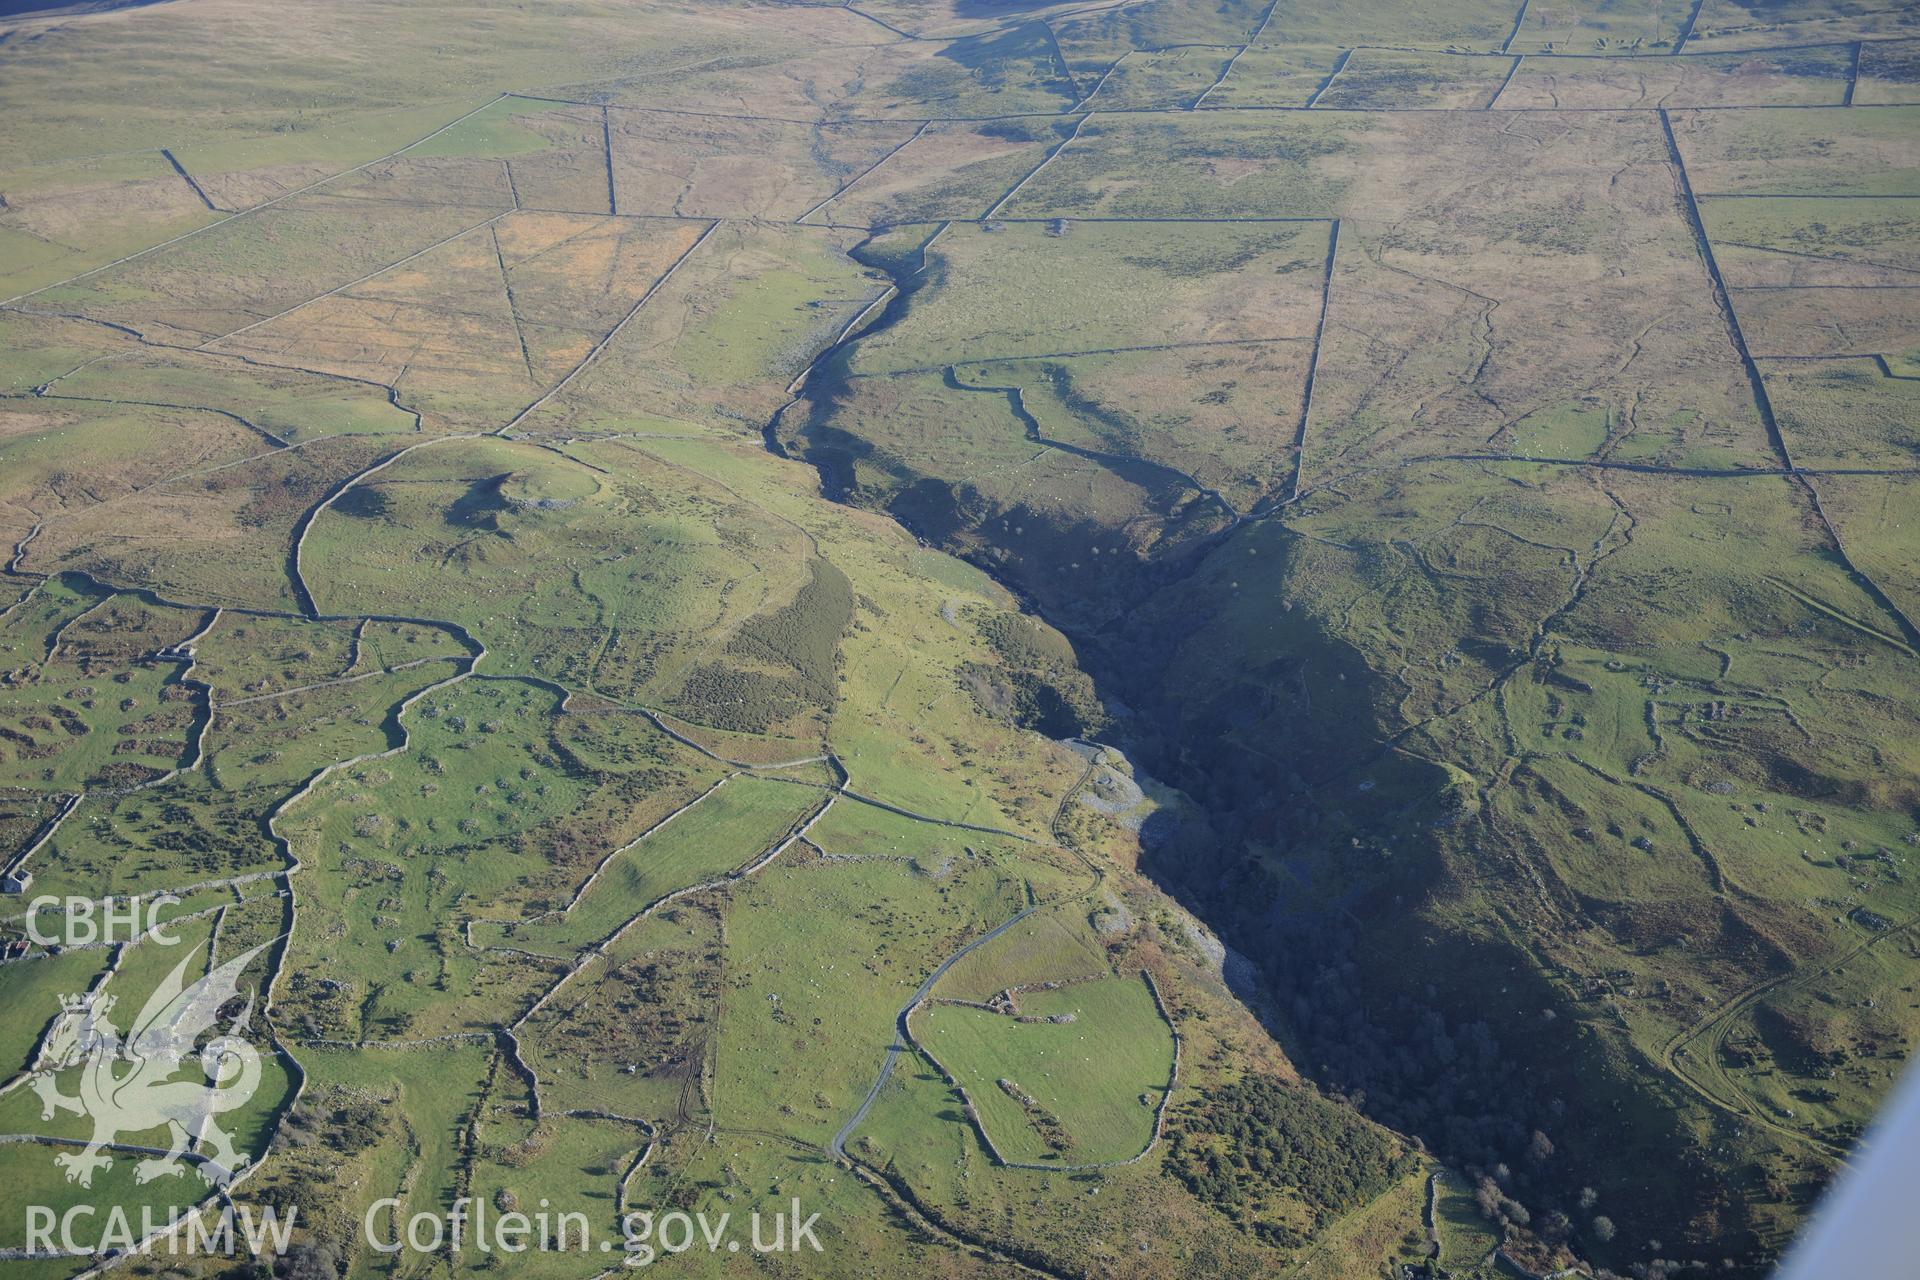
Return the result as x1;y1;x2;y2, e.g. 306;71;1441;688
827;844;1089;1162
829;746;1109;1161
1657;914;1920;1160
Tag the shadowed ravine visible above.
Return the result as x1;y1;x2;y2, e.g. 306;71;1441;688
770;220;1777;1267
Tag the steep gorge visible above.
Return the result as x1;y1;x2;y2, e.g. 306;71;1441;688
775;229;1798;1275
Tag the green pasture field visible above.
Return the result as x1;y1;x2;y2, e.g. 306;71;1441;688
1704;195;1920;286
917;972;1173;1164
203;662;463;792
0;948;109;1077
296;1041;497;1278
472;773;822;954
1766;357;1920;468
1811;475;1920;624
713;836;1073;1146
931;901;1111;1001
302;435;814;690
516;893;724;1121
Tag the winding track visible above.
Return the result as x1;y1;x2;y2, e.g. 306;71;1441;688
828;896;1051;1159
1658;913;1920;1161
829;746;1110;1160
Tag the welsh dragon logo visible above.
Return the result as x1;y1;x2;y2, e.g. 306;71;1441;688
29;941;272;1189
